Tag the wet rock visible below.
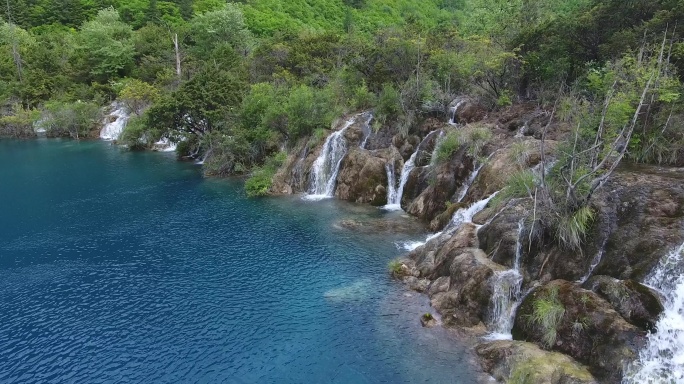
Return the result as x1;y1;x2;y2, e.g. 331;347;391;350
455;100;487;124
335;148;388;205
468;138;557;202
512;280;645;383
406;146;473;222
476;340;597;384
270;138;318;194
420;313;437;327
478;201;531;269
590;166;684;280
584;276;664;332
430;248;506;327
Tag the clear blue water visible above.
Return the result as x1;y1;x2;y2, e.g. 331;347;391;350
0;139;478;383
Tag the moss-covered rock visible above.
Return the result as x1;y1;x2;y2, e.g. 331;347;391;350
477;340;597;384
512;280;645;383
584;276;664;332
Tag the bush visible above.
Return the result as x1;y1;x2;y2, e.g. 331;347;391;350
41;100;101;139
244;151;287;197
388;259;404;276
375;83;401;123
0;105;40;138
433;131;462;163
554;206;595;250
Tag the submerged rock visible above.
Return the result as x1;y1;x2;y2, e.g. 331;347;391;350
477;340;597;384
323;279;373;303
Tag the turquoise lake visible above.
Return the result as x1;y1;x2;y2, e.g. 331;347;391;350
0;139;477;383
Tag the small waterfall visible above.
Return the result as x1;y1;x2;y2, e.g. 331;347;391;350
385;161;398;207
359;113;373;149
305;116;357;200
487;219;525;340
455;163;485;203
448;100;466;125
624;241;684;383
446;191;499;233
578;238;609;284
100;104;130;141
384;152;417;211
399;192;499;251
153;137;177;152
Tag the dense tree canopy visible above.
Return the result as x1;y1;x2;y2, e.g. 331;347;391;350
0;0;681;178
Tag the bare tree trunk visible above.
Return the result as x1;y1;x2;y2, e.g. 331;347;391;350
5;0;23;83
173;33;181;79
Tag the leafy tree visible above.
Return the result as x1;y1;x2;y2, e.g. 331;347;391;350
117;78;159;115
77;7;134;82
188;4;251;55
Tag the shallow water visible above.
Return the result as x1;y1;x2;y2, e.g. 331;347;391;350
0;139;477;383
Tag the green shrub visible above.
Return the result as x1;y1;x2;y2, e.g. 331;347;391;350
0;105;40;138
554;206;595;250
388;259;404;275
529;286;565;348
434;131;462;163
244;151;287;197
375;83;401;123
41;100;101;139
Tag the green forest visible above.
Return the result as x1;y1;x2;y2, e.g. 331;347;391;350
1;0;682;182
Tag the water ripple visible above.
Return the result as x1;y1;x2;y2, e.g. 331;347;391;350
0;140;476;383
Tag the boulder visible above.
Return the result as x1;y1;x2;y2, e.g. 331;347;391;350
477;340;597;384
512;280;645;383
406;146;473;222
335;148;388;205
430;248;506;327
590;166;684;280
584;276;664;332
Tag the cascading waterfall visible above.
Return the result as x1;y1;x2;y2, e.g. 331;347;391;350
305;116;357;200
384;152;417;211
100;104;130;141
153;137;177;152
624;241;684;383
455;163;485;203
398;192;500;251
486;219;525;340
384;130;442;211
446;191;500;233
385;161;398;206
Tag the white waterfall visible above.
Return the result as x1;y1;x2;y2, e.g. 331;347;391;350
359;113;373;149
384;152;417;211
446;191;499;233
385;162;398;208
624;241;684;383
153;137;177;152
448;100;466;125
578;238;609;284
487;219;525;340
398;192;500;251
455;163;485;203
305;116;357;200
100;104;130;141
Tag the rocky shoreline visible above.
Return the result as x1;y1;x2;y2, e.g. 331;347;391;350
266;100;684;383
